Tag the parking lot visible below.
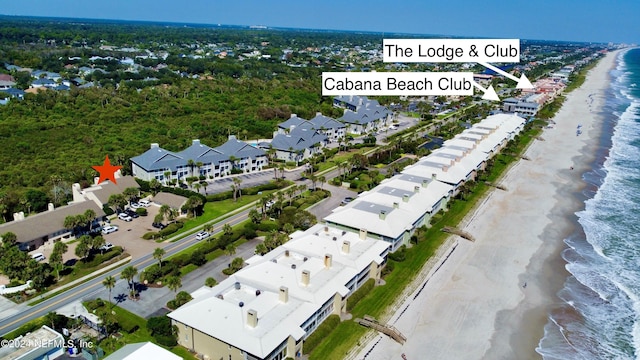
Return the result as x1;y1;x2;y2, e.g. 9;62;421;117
101;205;164;260
29;204;165;264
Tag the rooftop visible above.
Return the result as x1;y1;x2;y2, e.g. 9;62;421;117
168;223;388;359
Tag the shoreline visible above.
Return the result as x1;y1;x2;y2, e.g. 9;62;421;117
352;49;623;360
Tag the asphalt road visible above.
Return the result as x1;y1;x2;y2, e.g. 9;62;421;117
0;208;252;336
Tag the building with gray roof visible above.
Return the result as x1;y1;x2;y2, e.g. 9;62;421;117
267;127;328;164
309;112;346;142
131;136;267;184
334;96;391;135
503;97;539;117
0;200;105;251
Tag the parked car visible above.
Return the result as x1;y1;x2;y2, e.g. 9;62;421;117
341;197;354;206
138;199;151;207
179;183;189;189
99;242;114;251
31;253;46;262
102;225;119;234
129;202;141;209
152;222;166;230
118;213;133;222
125;209;139;218
195;231;210;240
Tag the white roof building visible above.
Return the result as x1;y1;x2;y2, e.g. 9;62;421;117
324;173;453;250
168;223;389;360
103;342;181;360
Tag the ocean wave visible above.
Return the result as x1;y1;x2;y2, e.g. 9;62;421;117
538;49;640;360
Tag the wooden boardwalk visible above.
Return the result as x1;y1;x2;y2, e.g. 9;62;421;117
441;226;475;242
355;315;407;345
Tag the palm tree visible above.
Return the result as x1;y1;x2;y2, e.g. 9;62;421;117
159;204;171;221
163;171;172;185
84;209;96;233
232;177;242;201
187;159;196;177
278;164;286;180
123;187;139;206
318;175;326;190
225;243;236;256
103;276;116;305
193;182;202;194
166;276;182;293
153;247;166;268
121;266;138;293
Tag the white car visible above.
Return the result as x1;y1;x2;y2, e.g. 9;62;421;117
118;213;133;222
129;202;141;209
31;253;46;262
138;199;151;207
100;242;114;251
102;225;119;234
195;231;211;240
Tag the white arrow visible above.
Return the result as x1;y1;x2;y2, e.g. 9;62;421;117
471;80;500;101
478;62;534;89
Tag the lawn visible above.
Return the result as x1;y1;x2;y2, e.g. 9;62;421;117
170;189;280;238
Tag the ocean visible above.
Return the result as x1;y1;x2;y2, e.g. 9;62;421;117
537;48;640;359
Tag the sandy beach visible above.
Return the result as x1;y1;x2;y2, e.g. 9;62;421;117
351;49;622;360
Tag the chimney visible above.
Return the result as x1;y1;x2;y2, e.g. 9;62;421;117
455;156;461;163
403;194;410;202
324;254;332;268
422;179;429;187
279;286;288;303
290;113;297;118
150;143;159;149
324;226;329;233
414;185;420;193
450;159;455;166
359;229;367;240
393;202;399;209
94;176;100;185
342;241;350;254
316;111;322;116
192;139;201;145
285;250;290;257
302;270;310;286
442;165;449;173
432;173;437;180
48;203;54;211
247;309;258;328
379;210;387;220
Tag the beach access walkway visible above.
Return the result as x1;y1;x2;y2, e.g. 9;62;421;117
356;315;407;344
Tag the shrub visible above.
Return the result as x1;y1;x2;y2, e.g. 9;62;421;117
381;260;395;277
388;245;407;262
242;226;257;240
78;247;124;269
346;278;375;312
142;232;160;240
118;316;139;333
189;250;206;266
155;334;177;347
135;208;148;216
147;316;176;346
205;277;217;287
159;222;184;237
102;204;114;216
303;315;340;354
170;254;190;268
257;221;279;232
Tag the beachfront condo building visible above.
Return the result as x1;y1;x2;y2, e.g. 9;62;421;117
168;223;390;360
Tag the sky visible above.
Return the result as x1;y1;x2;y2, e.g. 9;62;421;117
1;0;638;44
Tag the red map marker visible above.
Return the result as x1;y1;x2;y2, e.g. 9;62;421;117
92;155;122;184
